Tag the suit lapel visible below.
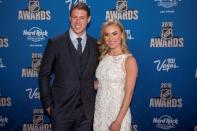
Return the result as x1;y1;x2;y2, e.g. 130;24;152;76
65;33;80;76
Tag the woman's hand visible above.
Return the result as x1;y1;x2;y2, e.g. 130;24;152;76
109;120;121;131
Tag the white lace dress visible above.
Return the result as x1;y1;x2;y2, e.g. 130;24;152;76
93;54;131;131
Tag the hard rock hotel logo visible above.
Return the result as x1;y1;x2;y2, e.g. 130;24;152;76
21;53;42;78
0;37;8;48
149;83;183;108
150;22;184;48
154;0;182;14
154;0;181;8
18;0;51;21
23;108;51;131
153;57;179;72
105;0;138;20
23;27;48;47
153;115;178;130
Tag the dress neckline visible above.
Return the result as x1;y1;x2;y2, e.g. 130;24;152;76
107;53;125;57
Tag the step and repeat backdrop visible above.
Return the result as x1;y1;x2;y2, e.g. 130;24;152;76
1;0;197;131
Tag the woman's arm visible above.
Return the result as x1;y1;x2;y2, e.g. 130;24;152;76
109;56;138;131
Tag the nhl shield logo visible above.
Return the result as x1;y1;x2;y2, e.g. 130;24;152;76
160;86;172;101
161;27;173;40
116;0;128;13
32;57;41;72
33;114;44;126
29;0;40;13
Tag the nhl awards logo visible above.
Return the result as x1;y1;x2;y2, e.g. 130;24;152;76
33;109;44;126
23;109;51;131
160;84;172;101
149;83;183;108
161;22;173;40
116;0;128;13
18;0;51;20
150;22;184;48
21;53;42;78
31;54;41;72
29;0;40;13
105;0;138;20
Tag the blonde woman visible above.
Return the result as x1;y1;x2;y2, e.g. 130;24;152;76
93;19;138;131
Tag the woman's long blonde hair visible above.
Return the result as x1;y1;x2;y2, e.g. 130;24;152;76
98;19;129;60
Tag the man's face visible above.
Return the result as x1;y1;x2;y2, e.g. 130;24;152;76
70;9;90;36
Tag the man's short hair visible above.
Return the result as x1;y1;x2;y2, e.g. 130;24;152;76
70;2;90;17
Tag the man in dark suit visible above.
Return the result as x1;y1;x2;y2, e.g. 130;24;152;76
38;2;98;131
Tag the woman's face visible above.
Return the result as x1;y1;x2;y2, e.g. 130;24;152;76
103;24;123;50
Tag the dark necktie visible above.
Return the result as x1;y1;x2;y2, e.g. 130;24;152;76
77;37;82;55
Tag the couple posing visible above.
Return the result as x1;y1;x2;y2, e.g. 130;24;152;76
38;2;138;131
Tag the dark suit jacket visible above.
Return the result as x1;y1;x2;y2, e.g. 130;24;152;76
38;32;98;120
